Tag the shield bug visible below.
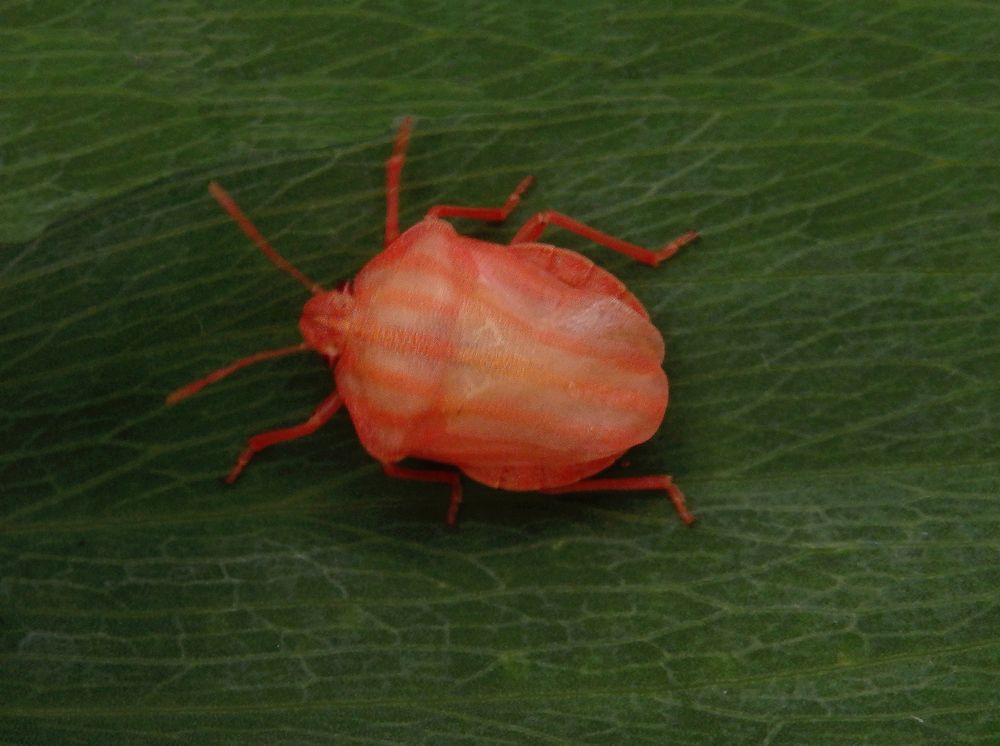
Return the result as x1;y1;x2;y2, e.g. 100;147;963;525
168;118;699;526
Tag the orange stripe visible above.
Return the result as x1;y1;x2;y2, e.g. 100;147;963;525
363;247;657;372
354;355;440;398
346;352;659;447
346;350;657;452
446;398;656;448
411;435;590;464
353;320;658;414
373;282;652;373
349;387;643;453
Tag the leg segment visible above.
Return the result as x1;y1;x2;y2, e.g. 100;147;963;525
166;343;310;405
511;211;698;267
426;175;535;223
383;463;464;526
542;475;696;525
225;392;343;483
384;117;413;248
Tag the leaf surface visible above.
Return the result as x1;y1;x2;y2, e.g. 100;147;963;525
3;2;999;743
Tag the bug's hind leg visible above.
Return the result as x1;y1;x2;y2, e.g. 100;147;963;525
542;475;696;525
225;392;343;483
426;175;535;223
511;211;698;267
383;463;464;526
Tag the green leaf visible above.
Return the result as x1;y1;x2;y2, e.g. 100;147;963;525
3;2;999;743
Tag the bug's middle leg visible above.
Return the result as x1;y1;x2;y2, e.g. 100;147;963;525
225;392;343;483
542;475;696;525
511;211;698;267
426;175;534;223
382;463;464;526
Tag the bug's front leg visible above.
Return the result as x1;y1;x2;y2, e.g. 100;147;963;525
543;475;696;525
225;392;343;483
166;344;310;404
382;463;464;526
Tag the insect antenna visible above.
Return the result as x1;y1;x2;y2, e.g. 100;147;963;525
166;343;311;405
208;181;324;295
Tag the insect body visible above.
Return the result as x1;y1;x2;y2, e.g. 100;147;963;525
168;119;699;526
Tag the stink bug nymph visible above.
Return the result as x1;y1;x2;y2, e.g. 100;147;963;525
168;119;699;526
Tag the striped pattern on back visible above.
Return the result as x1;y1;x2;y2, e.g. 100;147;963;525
336;219;668;490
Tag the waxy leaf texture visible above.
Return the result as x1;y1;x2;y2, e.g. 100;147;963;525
2;2;999;743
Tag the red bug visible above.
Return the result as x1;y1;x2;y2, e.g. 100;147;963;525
167;118;699;526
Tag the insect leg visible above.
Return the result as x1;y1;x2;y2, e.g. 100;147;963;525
425;175;535;222
511;211;698;267
384;117;413;248
166;343;310;404
224;392;343;483
382;463;464;526
542;475;696;525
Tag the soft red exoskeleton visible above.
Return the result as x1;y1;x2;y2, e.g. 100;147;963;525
168;119;699;526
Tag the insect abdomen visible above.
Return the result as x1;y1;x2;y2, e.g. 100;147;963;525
338;220;668;488
426;236;667;483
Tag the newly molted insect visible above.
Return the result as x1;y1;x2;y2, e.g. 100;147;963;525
168;119;699;526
